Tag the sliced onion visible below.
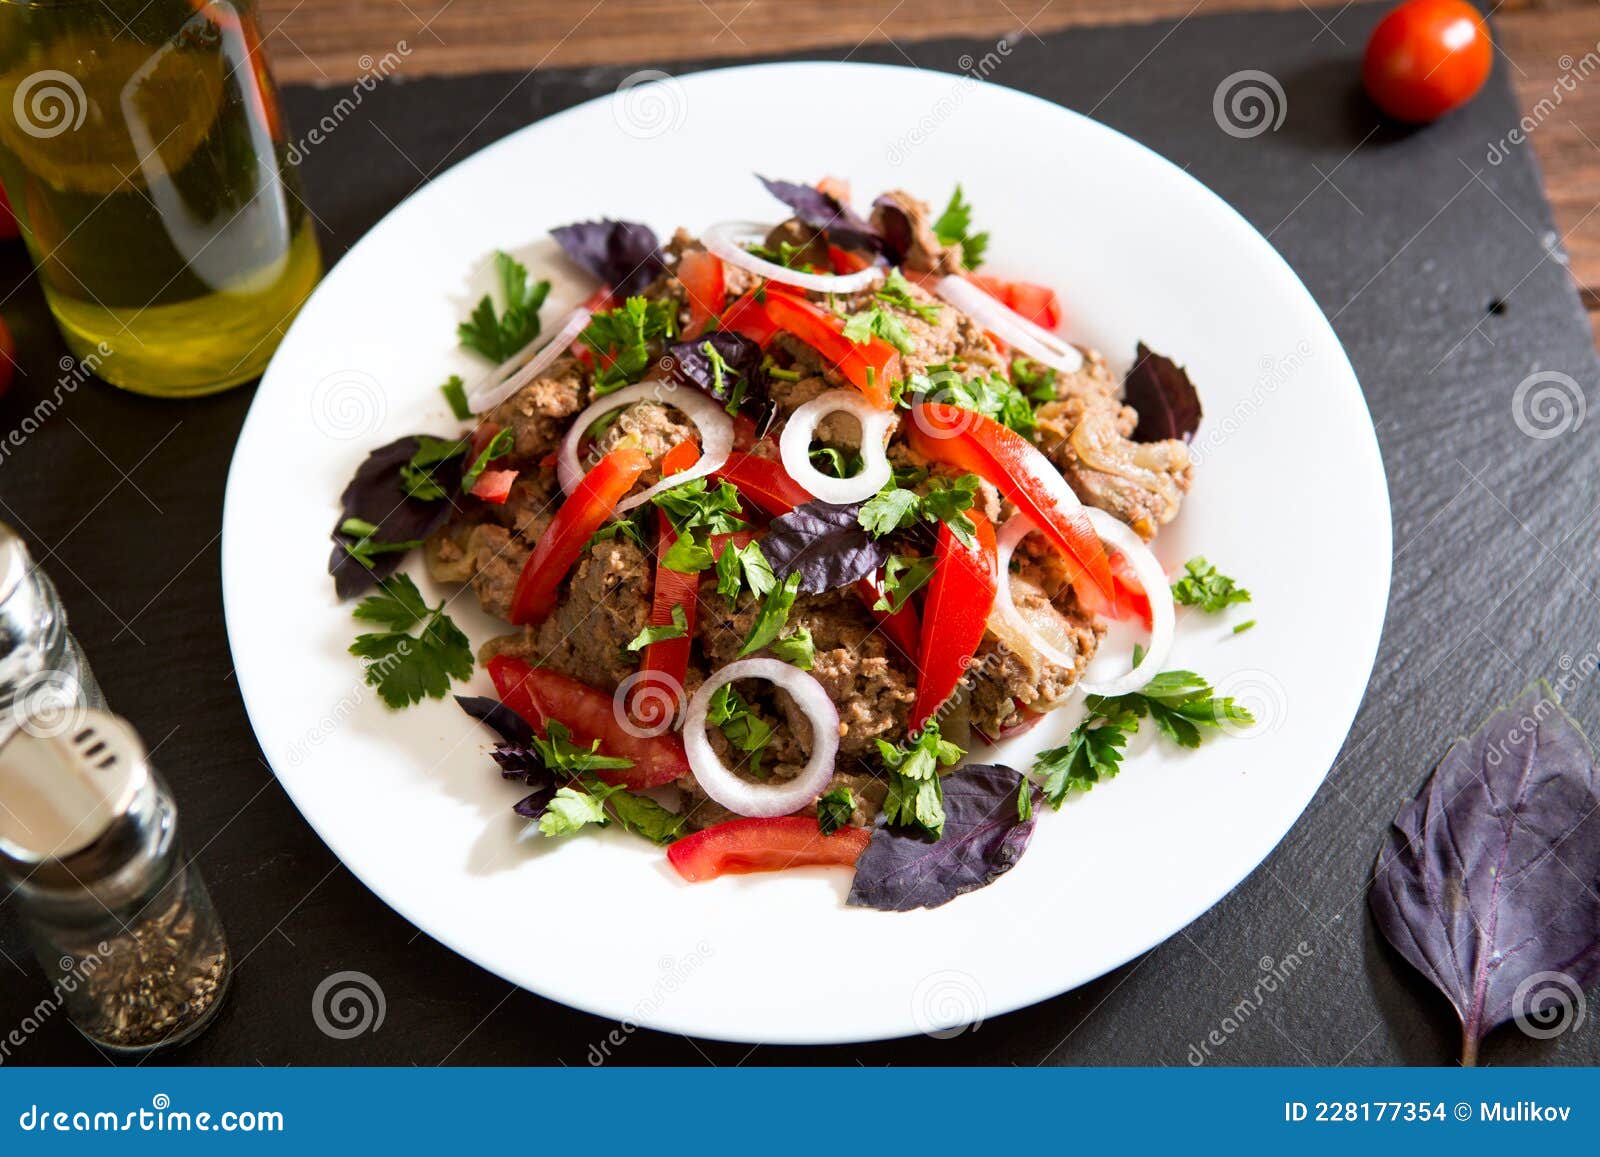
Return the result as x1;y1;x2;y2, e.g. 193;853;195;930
778;388;894;505
1078;508;1175;696
994;514;1085;673
934;275;1083;374
683;658;840;818
556;380;734;512
703;220;884;294
467;307;592;414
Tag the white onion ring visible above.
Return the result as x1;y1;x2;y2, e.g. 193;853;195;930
1078;508;1175;697
703;220;884;294
993;514;1084;674
683;658;840;818
778;388;894;505
467;307;592;414
934;275;1083;374
557;380;735;512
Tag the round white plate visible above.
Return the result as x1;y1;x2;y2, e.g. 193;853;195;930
222;62;1390;1045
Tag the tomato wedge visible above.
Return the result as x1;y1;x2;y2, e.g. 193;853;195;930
967;274;1064;330
469;468;518;504
910;510;997;733
677;250;726;336
711;451;813;515
488;655;689;790
904;404;1113;608
760;291;898;408
509;447;649;625
667;816;870;881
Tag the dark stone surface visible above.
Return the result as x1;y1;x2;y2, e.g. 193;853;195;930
2;2;1597;1065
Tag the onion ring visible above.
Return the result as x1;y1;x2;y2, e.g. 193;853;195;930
778;388;894;505
934;275;1083;374
703;220;884;294
467;307;592;414
557;380;734;512
683;658;840;818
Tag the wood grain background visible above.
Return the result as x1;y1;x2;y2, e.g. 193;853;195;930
251;0;1600;338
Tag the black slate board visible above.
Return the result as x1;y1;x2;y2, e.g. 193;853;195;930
2;2;1598;1065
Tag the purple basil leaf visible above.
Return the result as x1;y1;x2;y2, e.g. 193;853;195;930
757;176;882;254
329;435;459;599
513;783;558;820
550;219;665;298
1370;683;1600;1064
663;332;776;438
1123;342;1202;443
456;694;536;745
848;764;1038;911
760;500;892;594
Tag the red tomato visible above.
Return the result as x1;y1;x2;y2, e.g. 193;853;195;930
676;250;726;336
0;184;18;241
967;274;1063;330
0;317;13;398
710;451;812;515
468;468;518;504
1363;0;1492;123
759;291;899;408
658;438;701;478
667;817;870;881
910;511;998;733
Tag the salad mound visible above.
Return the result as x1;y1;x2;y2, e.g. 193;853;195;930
330;176;1254;910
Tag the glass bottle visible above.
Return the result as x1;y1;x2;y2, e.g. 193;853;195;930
0;709;231;1053
0;0;321;396
0;518;103;744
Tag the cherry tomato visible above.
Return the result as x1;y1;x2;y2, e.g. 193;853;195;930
0;184;18;241
1363;0;1492;124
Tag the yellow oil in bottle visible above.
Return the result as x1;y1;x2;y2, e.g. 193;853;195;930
0;0;320;396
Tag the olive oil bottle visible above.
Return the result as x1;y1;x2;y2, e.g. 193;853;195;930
0;0;320;395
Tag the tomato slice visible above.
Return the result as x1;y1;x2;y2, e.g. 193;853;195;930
667;816;870;881
910;510;997;732
677;250;726;336
659;438;701;478
509;447;649;625
854;573;920;663
719;288;783;345
635;443;700;725
904;404;1113;608
827;244;873;274
469;468;518;504
1108;550;1153;631
967;274;1064;330
760;291;898;408
488;655;689;790
711;451;813;515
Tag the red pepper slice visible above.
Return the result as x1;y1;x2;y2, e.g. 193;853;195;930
677;250;726;336
719;289;783;345
1108;550;1153;630
633;512;699;726
711;451;813;515
854;573;921;663
659;438;701;478
667;816;870;881
910;510;998;733
827;244;873;274
967;274;1064;330
488;656;689;790
469;468;519;504
760;291;898;408
509;447;649;625
904;404;1113;608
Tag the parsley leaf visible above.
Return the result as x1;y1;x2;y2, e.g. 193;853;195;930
1089;670;1254;748
600;783;685;844
1171;557;1253;614
858;485;922;536
399;435;468;501
875;268;941;322
716;539;776;606
662;535;715;575
581;296;678;394
440;375;472;420
708;683;774;778
769;625;815;670
817;786;855;835
857;474;979;547
842;305;914;356
1010;356;1058;402
740;572;802;657
747;239;821;271
1033;710;1135;806
655;478;748;575
627;604;689;651
460;427;514;493
932;185;989;270
910;368;1035;434
349;574;474;708
539;784;612;837
873;554;936;614
458;251;550;362
530;719;634;775
877;722;964;837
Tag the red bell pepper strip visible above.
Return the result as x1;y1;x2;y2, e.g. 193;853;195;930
967;274;1064;330
827;244;873;274
719;288;782;345
711;451;814;515
910;510;998;733
759;291;898;408
509;447;649;625
677;250;726;336
854;571;921;663
488;656;688;790
469;468;519;504
667;816;870;881
635;512;700;723
659;438;701;478
904;404;1114;609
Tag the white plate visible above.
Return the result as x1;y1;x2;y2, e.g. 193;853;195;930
222;62;1390;1044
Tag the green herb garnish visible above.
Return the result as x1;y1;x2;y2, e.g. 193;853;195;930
349;574;474;709
459;251;550;362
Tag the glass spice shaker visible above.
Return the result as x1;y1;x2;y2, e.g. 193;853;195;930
0;709;231;1053
0;519;105;742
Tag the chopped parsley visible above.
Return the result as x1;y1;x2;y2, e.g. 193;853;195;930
458;251;550;362
440;374;472;419
533;719;634;775
747;239;821;271
348;574;474;709
526;722;681;844
842;304;914;356
878;722;963;838
1033;705;1135;806
1010;356;1058;403
1233;619;1257;635
707;683;774;778
858;473;980;548
337;518;423;571
399;435;467;501
580;296;679;394
932;185;989;270
769;625;815;670
1171;557;1252;614
715;538;776;606
739;572;801;657
653;478;749;575
626;604;689;651
874;268;941;322
810;446;863;479
460;427;514;493
872;554;936;614
816;786;855;835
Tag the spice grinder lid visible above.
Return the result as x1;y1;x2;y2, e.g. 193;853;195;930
0;710;149;865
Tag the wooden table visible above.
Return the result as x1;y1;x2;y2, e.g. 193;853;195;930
255;0;1600;337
